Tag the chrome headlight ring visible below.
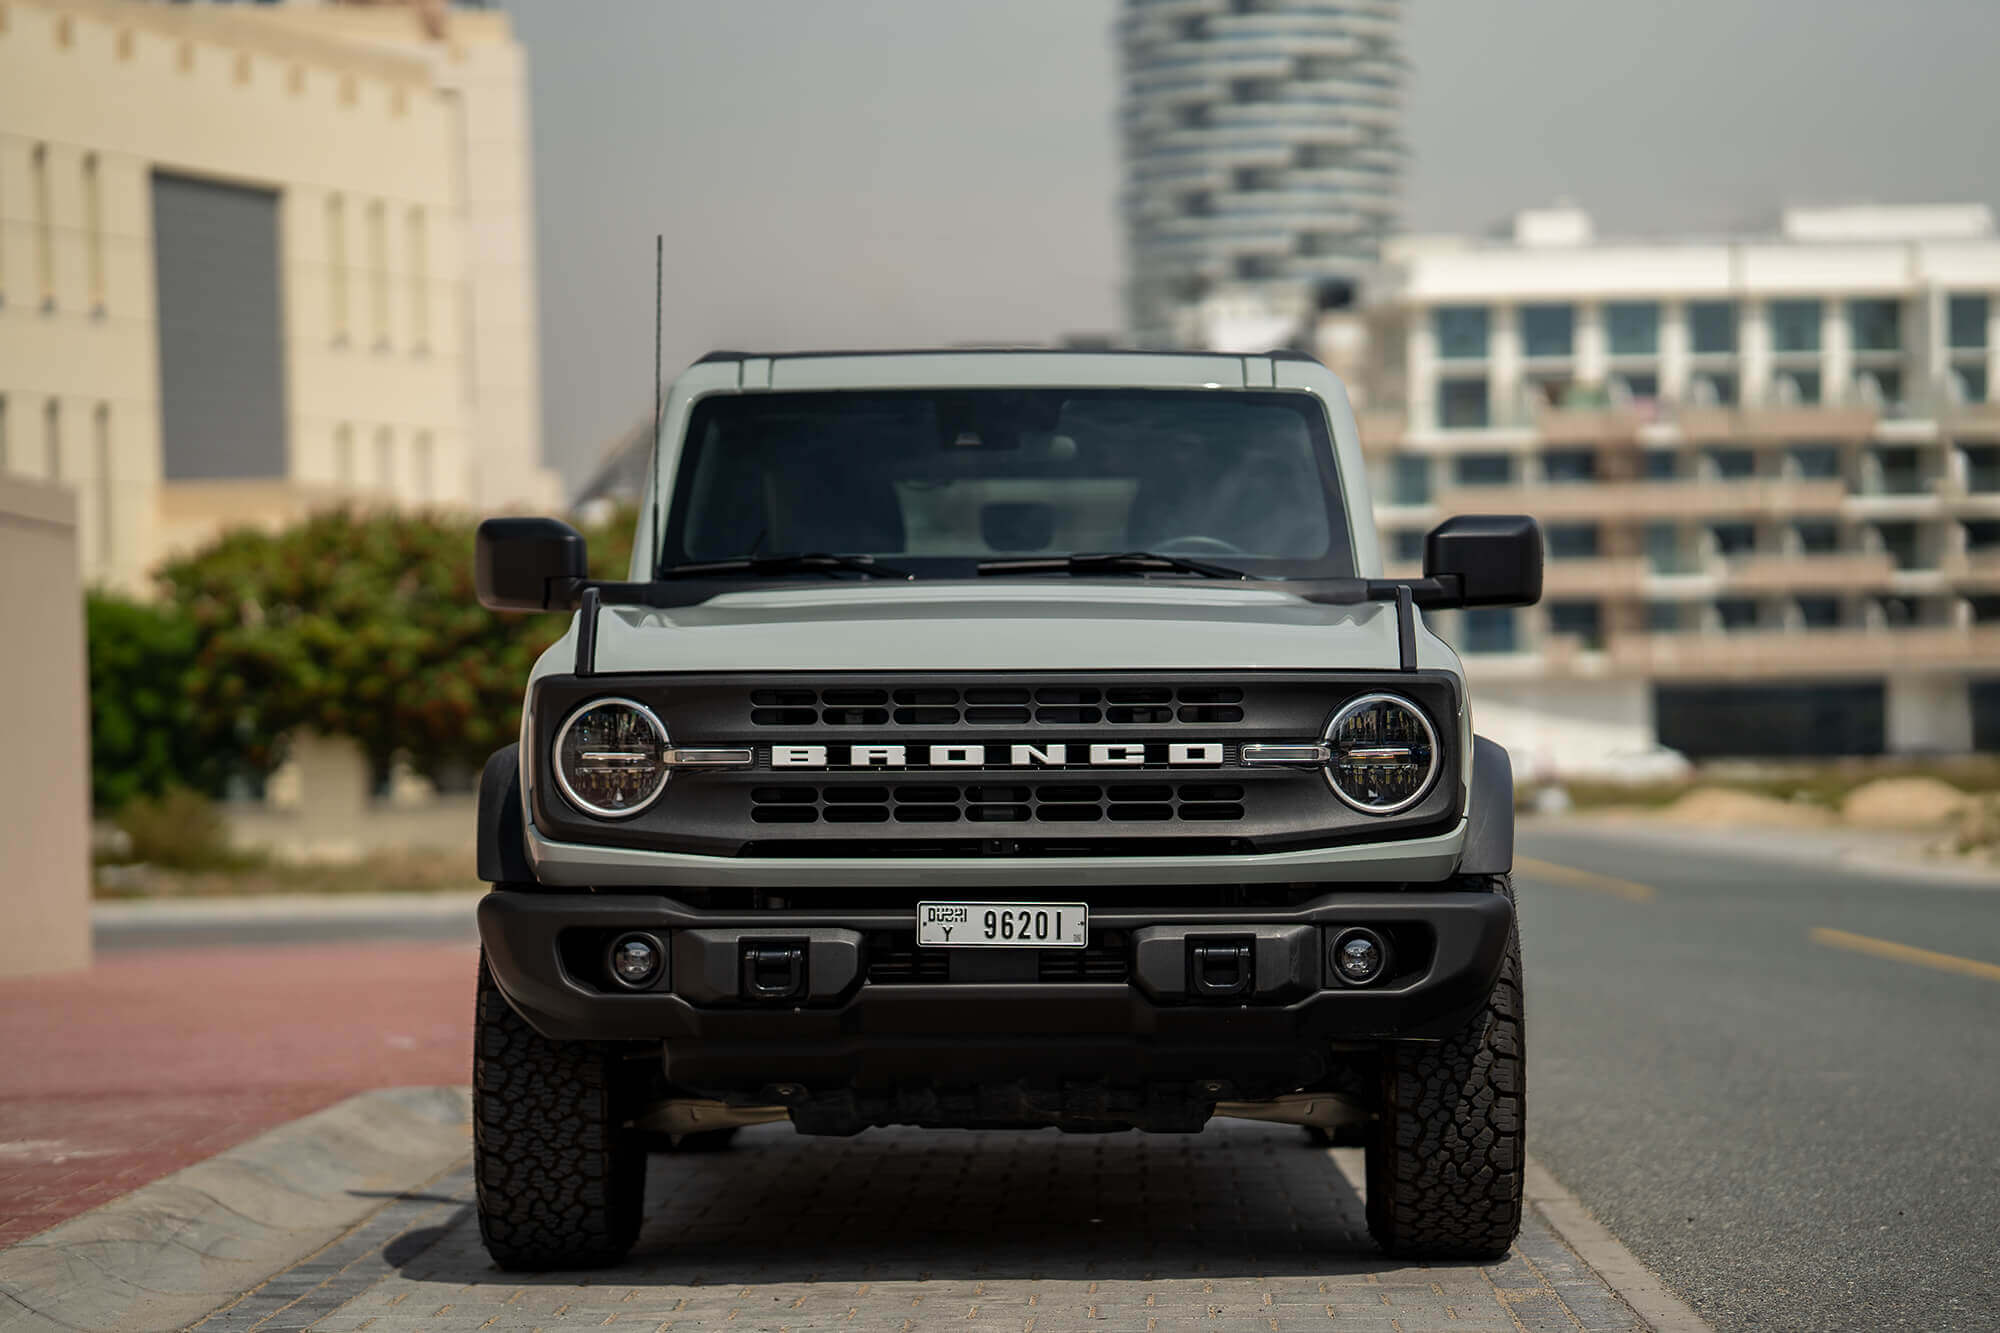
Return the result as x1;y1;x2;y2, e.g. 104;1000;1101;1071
1320;692;1441;816
552;697;672;819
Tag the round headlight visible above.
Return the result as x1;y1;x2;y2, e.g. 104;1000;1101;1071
553;698;670;818
1323;693;1439;815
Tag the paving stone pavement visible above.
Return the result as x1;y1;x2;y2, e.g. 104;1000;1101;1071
197;1120;1647;1333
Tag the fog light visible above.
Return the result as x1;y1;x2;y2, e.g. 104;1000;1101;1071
608;932;663;989
1330;928;1389;986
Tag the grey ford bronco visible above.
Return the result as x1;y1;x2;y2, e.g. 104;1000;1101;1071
471;348;1542;1269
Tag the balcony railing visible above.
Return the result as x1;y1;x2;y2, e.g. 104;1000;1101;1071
1432;478;1850;521
1604;626;2000;678
1719;551;1898;592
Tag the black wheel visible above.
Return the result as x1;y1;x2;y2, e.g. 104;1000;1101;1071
1365;876;1524;1260
473;953;646;1270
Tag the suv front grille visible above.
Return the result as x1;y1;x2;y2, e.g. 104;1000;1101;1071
750;684;1246;727
864;930;1131;984
750;782;1248;825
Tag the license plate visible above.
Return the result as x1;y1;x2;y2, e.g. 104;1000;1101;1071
917;901;1088;948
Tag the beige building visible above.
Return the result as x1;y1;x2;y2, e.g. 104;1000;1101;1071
1340;205;2000;771
0;0;558;593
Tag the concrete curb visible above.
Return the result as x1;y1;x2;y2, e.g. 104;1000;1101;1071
0;1087;470;1333
1525;1158;1712;1333
92;891;485;926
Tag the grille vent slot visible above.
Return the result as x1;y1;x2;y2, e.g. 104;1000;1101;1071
749;783;1246;825
863;930;1130;984
750;684;1244;727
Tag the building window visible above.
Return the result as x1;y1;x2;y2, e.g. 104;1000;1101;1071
1968;445;2000;493
1769;299;1821;353
1710;521;1756;557
1547;600;1602;649
326;194;348;342
44;399;60;479
32;143;54;307
1705;446;1756;480
1948;294;1989;350
1525;375;1573;408
1642;448;1681;481
83;153;105;312
1390;454;1431;505
94;404;112;568
407;207;429;350
334;423;354;485
1796;596;1841;629
1772;370;1820;405
1453;452;1513;486
1542;449;1597;483
1461;608;1517;654
374;426;394;492
1854;367;1901;407
413;430;434;502
1389;528;1424;562
1848;298;1901;353
1520;304;1574;359
1233;254;1282;281
1605;301;1659;357
1688;372;1737;406
1434;306;1489;360
1957;365;1990;404
1689;301;1736;355
1643;522;1684;574
1612;372;1659;404
1716;598;1760;631
1545;523;1600;560
1645;602;1683;633
1794;519;1839;554
1873;520;1922;568
0;396;8;470
1437;378;1488;429
367;201;389;347
1788;444;1841;479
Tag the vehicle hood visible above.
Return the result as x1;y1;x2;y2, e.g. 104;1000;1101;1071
580;582;1455;675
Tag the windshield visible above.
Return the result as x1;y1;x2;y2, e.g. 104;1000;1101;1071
657;389;1354;580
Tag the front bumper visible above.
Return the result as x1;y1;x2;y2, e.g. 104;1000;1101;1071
478;886;1512;1090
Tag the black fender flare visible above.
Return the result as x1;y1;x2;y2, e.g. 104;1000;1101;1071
476;743;537;884
1457;735;1515;877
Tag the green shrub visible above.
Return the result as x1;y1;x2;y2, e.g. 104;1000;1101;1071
86;592;240;810
113;786;245;870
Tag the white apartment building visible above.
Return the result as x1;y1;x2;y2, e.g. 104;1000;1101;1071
1352;205;2000;772
1120;0;1404;348
0;0;558;592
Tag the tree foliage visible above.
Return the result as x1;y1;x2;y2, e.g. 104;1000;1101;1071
148;506;633;784
86;592;227;809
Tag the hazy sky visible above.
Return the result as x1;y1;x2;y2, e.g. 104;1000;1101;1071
503;0;2000;489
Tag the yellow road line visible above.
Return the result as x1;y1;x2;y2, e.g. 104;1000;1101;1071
1808;927;2000;983
1514;856;1657;903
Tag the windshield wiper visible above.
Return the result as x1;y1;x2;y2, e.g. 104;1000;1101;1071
659;553;915;580
976;551;1259;580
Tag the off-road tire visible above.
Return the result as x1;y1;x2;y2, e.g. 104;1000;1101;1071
1365;875;1524;1260
473;955;645;1270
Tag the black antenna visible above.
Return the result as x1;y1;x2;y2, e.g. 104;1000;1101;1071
652;234;663;441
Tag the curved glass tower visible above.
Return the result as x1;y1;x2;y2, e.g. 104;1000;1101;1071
1120;0;1405;346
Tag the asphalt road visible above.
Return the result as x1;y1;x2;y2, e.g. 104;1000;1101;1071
1515;822;2000;1332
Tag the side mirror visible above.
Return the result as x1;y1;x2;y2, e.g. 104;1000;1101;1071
475;517;588;612
1423;514;1543;608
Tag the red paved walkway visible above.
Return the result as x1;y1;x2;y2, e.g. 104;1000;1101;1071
0;940;476;1246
